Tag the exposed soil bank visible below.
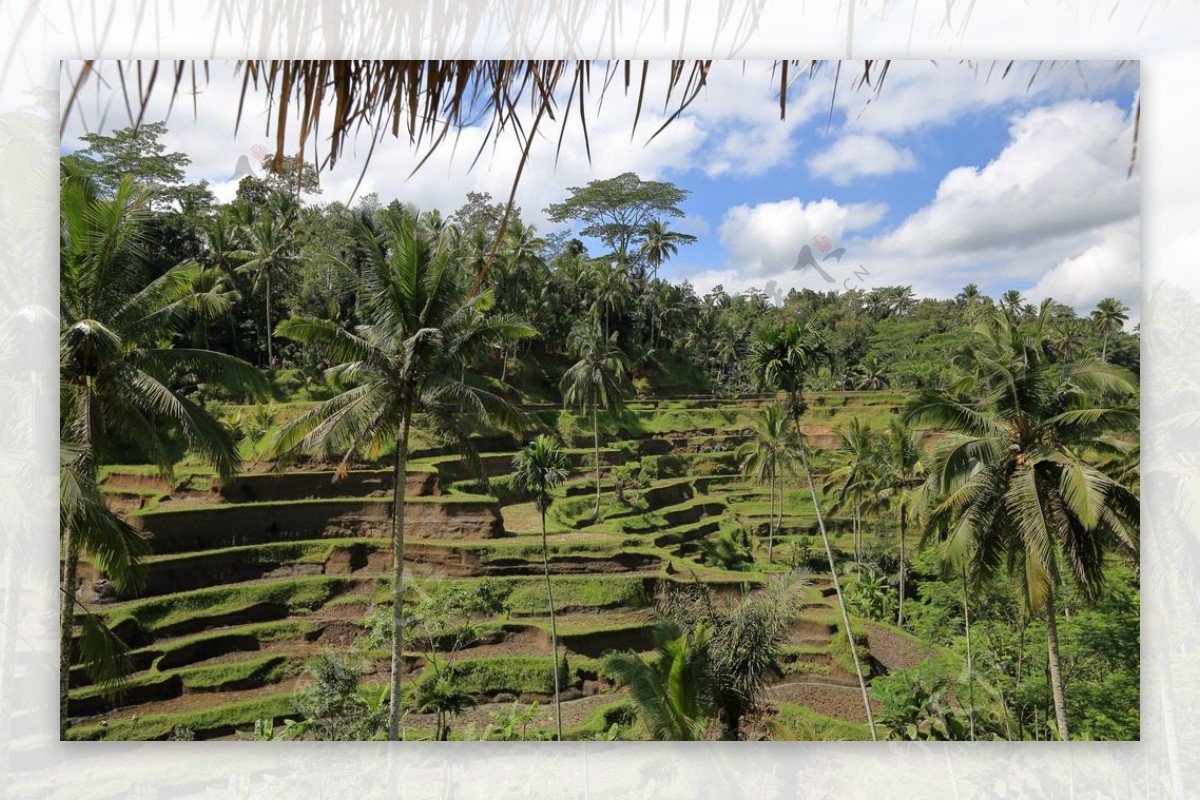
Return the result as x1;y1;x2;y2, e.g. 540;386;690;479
133;499;504;554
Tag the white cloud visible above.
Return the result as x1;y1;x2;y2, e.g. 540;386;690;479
830;60;1138;136
807;133;916;184
872;99;1138;264
717;197;887;279
1026;221;1141;323
60;60;822;227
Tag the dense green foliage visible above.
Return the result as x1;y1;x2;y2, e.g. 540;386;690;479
60;123;1140;743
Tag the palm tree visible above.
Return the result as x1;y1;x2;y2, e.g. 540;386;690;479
659;577;806;739
589;259;632;342
1000;289;1025;318
602;623;713;740
239;209;299;367
511;435;571;740
60;170;264;738
640;219;696;347
272;211;534;740
560;326;631;520
905;302;1139;740
751;320;878;739
1091;297;1130;361
415;673;476;741
956;283;985;323
496;219;547;380
872;419;924;628
181;262;241;348
823;417;877;563
737;405;801;563
851;355;891;390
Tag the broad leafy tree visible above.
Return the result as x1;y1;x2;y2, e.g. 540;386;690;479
545;172;689;269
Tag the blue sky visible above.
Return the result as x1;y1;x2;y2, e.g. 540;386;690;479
61;60;1141;321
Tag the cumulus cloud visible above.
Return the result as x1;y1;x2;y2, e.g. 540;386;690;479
61;60;822;226
807;133;916;184
873;99;1138;267
831;60;1138;136
1026;221;1141;323
718;197;887;278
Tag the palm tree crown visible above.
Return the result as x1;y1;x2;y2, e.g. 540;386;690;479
1091;297;1130;361
511;434;572;739
905;301;1139;739
60;169;264;738
560;325;632;519
273;211;534;739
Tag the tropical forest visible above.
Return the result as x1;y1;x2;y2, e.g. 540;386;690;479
60;121;1140;743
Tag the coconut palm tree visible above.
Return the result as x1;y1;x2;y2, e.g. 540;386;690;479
737;404;801;563
640;219;696;347
560;326;632;520
1000;290;1025;318
751;320;877;739
872;419;924;628
1091;297;1130;361
181;262;241;348
602;623;713;740
272;211;534;740
823;417;878;563
589;259;632;342
905;302;1139;740
239;212;299;368
851;355;891;391
59;170;264;738
510;435;571;740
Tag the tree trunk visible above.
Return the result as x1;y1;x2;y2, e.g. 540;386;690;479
798;440;877;740
540;506;563;740
1044;584;1070;740
768;463;776;564
897;503;907;628
265;270;273;368
962;564;975;741
854;504;862;563
61;378;93;741
60;523;79;741
387;401;413;740
1101;331;1109;362
593;402;601;520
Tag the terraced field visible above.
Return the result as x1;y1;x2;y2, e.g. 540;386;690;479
69;391;937;741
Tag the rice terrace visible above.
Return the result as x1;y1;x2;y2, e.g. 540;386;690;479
59;59;1140;742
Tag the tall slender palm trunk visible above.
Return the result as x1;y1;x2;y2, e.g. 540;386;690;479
539;506;563;740
265;272;273;367
60;525;79;741
593;400;601;520
388;402;412;740
1044;583;1070;740
897;504;907;628
797;429;877;740
768;462;776;564
854;504;863;563
60;378;92;740
962;564;975;741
